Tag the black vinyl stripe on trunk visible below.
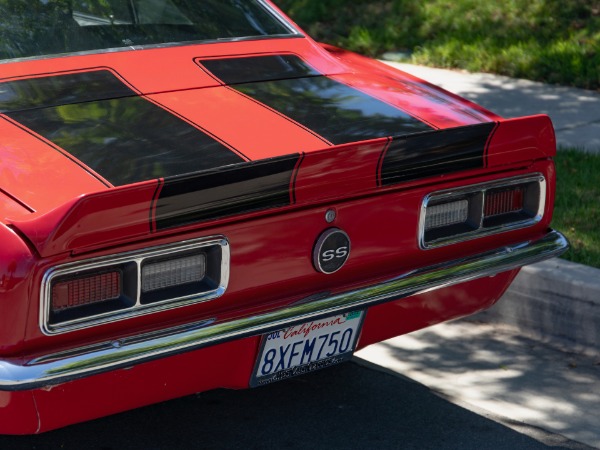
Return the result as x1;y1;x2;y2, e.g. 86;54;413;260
1;70;244;186
379;122;497;186
0;70;133;112
200;54;321;84
154;155;301;231
199;55;433;145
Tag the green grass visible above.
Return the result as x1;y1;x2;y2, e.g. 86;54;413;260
276;0;600;91
552;150;600;268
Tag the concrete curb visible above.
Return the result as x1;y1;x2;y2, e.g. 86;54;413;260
473;258;600;358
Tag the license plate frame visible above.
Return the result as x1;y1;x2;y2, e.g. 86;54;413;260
250;311;364;387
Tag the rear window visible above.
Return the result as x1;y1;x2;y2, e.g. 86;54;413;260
0;0;296;61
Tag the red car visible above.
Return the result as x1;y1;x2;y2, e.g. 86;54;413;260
0;0;567;434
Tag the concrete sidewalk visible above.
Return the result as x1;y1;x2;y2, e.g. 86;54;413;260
356;258;600;448
367;62;600;448
355;321;600;449
383;61;600;152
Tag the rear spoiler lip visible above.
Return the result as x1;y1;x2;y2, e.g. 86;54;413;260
8;115;555;257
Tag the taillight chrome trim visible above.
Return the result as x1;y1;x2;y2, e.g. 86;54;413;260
40;237;229;335
419;174;546;249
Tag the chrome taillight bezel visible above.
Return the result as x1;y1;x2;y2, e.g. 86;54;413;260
40;237;229;335
419;174;546;249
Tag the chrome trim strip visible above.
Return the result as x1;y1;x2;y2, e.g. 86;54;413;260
40;237;229;335
419;174;546;249
0;34;306;65
258;0;302;35
0;36;304;65
3;230;567;391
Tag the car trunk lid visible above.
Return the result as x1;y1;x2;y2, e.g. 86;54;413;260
7;113;555;258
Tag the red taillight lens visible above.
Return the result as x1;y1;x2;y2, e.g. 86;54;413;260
51;271;121;312
484;188;524;217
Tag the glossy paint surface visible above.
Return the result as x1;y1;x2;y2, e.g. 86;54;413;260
0;36;502;218
199;54;433;144
0;224;36;351
379;121;497;185
4;114;554;259
1;231;566;392
154;155;301;230
0;116;107;214
2;70;244;186
9;159;556;357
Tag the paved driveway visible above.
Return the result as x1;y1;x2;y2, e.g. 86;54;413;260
0;360;590;449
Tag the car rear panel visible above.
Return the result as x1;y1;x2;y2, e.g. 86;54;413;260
0;47;558;351
0;264;518;434
0;29;564;434
2;155;554;354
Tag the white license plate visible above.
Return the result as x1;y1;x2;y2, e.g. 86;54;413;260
250;311;364;387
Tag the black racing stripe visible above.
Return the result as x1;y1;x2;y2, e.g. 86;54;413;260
199;55;433;145
1;70;244;186
379;122;497;186
154;155;300;230
0;70;132;113
200;54;321;85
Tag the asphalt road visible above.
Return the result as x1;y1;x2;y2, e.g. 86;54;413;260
0;362;590;450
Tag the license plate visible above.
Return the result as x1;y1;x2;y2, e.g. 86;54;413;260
250;311;364;387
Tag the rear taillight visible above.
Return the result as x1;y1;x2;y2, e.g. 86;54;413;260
142;254;206;293
42;237;229;334
484;187;524;218
424;200;469;231
420;174;545;248
51;271;121;311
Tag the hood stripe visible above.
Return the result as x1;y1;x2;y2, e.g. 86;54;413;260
1;70;245;186
198;55;433;145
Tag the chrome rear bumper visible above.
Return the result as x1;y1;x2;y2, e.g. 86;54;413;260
0;230;568;391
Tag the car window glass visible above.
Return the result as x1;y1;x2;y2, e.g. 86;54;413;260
72;0;192;26
0;0;295;61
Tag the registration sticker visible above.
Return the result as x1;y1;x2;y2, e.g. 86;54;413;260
250;311;364;387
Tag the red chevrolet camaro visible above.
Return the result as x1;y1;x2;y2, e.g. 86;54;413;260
0;0;567;434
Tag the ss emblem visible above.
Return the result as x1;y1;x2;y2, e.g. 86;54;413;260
313;228;351;274
321;247;349;262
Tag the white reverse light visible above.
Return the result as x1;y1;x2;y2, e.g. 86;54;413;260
142;254;206;292
424;199;469;231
